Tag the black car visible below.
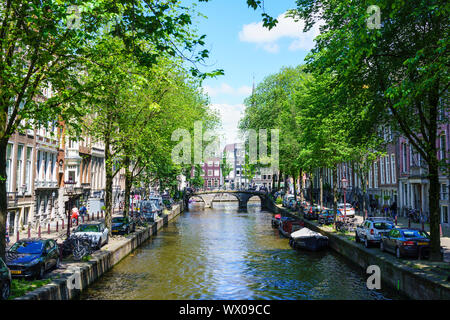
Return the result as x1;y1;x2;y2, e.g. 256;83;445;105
6;238;60;279
112;216;136;235
380;228;431;259
0;257;11;300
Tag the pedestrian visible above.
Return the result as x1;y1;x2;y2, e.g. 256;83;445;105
390;201;397;219
79;204;87;217
71;207;79;224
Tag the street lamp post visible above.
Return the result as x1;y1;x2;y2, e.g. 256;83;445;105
342;177;348;221
65;179;76;237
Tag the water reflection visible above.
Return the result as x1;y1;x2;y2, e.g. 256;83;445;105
81;202;403;300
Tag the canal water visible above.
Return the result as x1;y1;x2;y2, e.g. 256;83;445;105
81;202;404;300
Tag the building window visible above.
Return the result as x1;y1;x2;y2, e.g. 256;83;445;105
391;154;396;184
214;170;219;177
16;145;24;190
380;157;385;185
25;147;32;193
208;170;213;176
369;165;373;189
385;155;390;184
373;162;378;188
441;184;448;201
440;134;446;160
442;206;449;224
6;143;13;192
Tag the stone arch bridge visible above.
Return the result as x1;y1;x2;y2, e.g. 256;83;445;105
184;190;274;211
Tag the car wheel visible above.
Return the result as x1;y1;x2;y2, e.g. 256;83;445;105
380;241;385;252
396;247;402;259
97;239;102;250
36;264;45;280
1;281;10;300
364;238;369;248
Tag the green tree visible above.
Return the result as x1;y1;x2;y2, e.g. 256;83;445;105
289;0;449;260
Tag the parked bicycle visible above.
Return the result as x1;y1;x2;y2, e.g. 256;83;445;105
62;235;94;261
335;217;357;233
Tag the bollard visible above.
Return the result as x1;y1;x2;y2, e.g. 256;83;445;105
76;217;79;226
395;215;397;226
82;215;84;223
48;223;50;235
87;213;90;222
16;230;19;242
27;226;31;238
56;221;59;232
408;217;411;228
38;225;41;238
101;211;103;218
62;219;64;229
97;211;99;220
422;221;425;231
440;224;443;237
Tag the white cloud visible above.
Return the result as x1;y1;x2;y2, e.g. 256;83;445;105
238;12;322;53
204;83;252;98
210;103;246;146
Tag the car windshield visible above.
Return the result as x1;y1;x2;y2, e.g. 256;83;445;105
373;222;394;230
402;230;429;238
75;224;100;232
140;201;156;212
112;217;126;223
9;241;43;254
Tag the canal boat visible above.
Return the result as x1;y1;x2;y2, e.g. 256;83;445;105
271;214;282;228
278;217;304;238
289;228;328;251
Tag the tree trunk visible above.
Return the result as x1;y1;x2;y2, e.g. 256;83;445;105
277;170;282;191
104;127;113;236
309;173;314;204
320;168;323;209
299;168;304;202
332;166;338;225
293;173;297;200
0;139;7;261
124;156;132;218
428;149;442;261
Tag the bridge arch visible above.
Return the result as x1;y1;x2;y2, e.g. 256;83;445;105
184;190;269;211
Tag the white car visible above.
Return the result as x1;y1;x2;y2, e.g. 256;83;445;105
355;217;395;248
72;222;109;249
337;203;355;218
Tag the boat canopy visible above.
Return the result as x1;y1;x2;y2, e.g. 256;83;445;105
291;228;328;240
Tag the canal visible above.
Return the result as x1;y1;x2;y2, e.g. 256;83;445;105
81;201;404;300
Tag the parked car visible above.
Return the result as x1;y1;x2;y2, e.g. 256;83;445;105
111;216;136;235
0;257;11;300
259;186;267;192
337;203;355;218
282;194;295;207
6;238;60;279
72;222;109;249
318;209;341;225
380;228;431;259
355;217;395;248
303;205;322;220
149;196;164;216
248;185;257;191
140;200;159;222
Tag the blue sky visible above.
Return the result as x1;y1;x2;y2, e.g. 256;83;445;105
183;0;321;146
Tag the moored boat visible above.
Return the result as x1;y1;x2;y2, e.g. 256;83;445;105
278;217;304;238
271;214;281;228
289;228;328;251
